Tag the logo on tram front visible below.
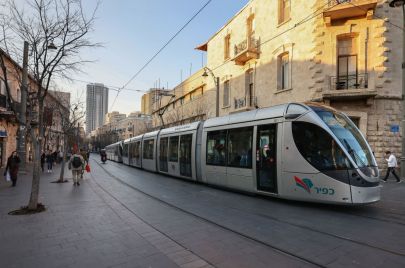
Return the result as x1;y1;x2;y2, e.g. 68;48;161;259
294;176;335;195
294;176;313;193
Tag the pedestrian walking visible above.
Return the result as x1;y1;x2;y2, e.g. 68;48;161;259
46;151;54;173
40;152;45;172
80;149;88;180
68;150;84;186
4;151;21;187
383;151;401;183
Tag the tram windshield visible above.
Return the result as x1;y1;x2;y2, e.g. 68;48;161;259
310;106;376;168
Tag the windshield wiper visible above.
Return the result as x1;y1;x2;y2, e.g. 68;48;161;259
343;139;366;167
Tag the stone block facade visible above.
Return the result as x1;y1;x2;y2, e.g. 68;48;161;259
144;0;403;172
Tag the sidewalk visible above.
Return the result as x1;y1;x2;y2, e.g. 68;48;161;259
0;163;210;268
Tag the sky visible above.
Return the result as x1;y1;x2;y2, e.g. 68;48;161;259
63;0;250;115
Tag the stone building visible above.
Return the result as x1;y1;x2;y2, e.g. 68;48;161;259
105;111;126;124
148;68;208;128
178;0;401;168
41;91;71;154
90;112;152;150
0;49;70;166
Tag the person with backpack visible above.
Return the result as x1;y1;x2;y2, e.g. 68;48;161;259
68;150;85;186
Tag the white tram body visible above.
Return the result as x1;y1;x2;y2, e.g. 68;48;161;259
157;122;200;181
105;141;123;163
105;103;380;205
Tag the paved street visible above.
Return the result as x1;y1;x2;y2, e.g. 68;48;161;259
0;157;405;268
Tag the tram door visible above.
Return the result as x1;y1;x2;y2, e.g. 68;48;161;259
256;124;277;193
179;134;192;177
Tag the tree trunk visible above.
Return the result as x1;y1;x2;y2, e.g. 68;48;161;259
28;128;41;210
28;99;44;210
58;136;68;182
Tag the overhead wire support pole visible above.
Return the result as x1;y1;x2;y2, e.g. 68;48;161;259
202;67;219;117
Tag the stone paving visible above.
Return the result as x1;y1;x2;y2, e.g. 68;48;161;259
90;158;405;268
0;161;313;268
1;157;405;267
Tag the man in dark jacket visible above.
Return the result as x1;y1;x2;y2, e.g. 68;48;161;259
4;151;21;187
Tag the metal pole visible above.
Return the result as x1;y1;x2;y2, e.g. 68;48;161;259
216;77;219;117
17;41;28;174
401;5;405;180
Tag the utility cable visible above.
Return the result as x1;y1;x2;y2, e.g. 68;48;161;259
152;0;340;114
110;0;213;111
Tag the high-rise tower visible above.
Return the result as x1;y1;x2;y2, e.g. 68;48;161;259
86;83;108;133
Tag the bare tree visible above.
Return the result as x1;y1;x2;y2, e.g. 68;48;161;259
46;91;84;183
0;0;99;210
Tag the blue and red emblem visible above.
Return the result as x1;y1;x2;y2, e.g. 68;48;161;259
294;176;314;193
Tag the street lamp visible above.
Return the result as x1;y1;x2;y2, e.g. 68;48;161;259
202;67;220;117
389;0;405;179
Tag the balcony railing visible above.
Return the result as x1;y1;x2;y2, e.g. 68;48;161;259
234;96;257;109
329;73;368;90
233;36;260;65
327;0;351;7
323;0;377;24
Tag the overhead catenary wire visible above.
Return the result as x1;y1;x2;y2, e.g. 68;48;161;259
109;0;213;111
151;0;341;113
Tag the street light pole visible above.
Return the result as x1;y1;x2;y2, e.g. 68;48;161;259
389;0;405;179
202;67;220;117
17;41;28;174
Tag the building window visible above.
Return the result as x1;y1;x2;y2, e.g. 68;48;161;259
279;0;291;24
223;80;230;107
245;69;254;106
278;52;290;90
224;34;231;60
337;35;358;89
247;15;255;38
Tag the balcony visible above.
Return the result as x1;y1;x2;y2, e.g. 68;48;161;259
322;73;377;101
233;36;260;66
233;96;257;111
323;0;377;26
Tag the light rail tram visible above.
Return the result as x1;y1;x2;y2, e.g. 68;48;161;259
105;102;380;205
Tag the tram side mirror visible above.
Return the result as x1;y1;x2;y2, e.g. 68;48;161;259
284;113;301;120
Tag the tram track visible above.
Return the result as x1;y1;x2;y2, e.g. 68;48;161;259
87;164;217;268
93;159;405;266
92;159;324;267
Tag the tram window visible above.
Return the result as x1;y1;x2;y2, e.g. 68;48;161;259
133;142;140;158
123;144;129;156
292;122;348;171
286;104;307;115
227;127;253;168
206;130;227;166
169;136;179;162
143;139;154;159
